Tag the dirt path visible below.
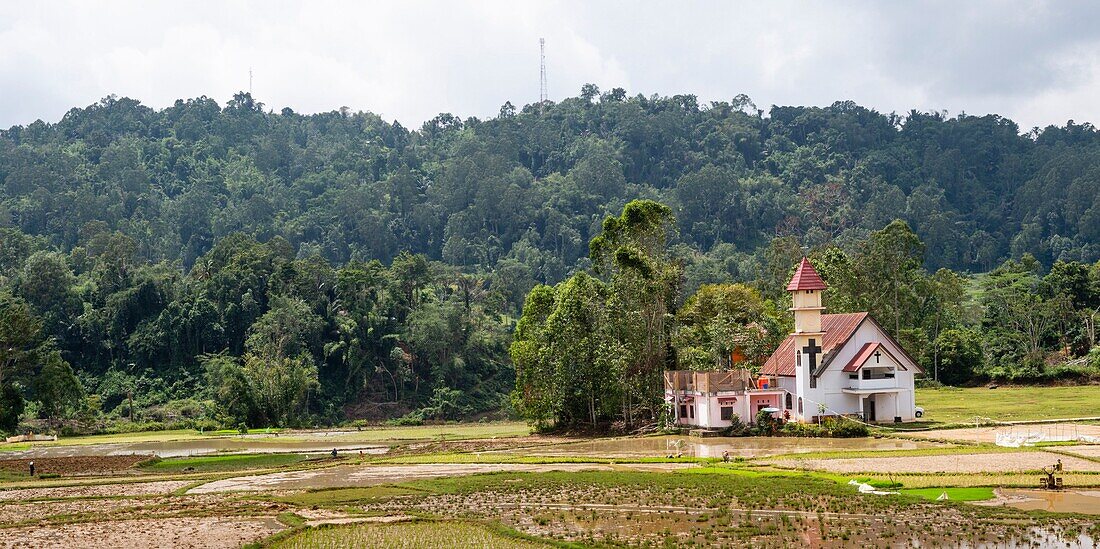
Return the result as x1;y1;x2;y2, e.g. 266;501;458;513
905;424;1100;444
0;516;283;548
188;462;696;493
767;450;1100;474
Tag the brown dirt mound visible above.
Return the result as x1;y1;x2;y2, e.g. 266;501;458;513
0;455;152;476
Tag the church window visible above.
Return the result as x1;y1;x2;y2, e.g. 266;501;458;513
689;405;695;419
797;397;803;415
785;393;793;410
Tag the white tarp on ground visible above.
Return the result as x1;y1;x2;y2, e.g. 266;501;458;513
995;425;1100;447
847;479;899;495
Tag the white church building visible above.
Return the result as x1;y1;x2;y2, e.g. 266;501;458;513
665;258;923;428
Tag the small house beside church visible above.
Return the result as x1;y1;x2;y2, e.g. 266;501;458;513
665;258;922;429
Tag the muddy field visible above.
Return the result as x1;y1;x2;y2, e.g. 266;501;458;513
497;434;943;459
767;450;1100;474
0;425;1098;548
3;440;389;460
189;462;695;493
0;516;283;549
0;480;190;501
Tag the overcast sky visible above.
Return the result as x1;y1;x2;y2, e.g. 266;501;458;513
3;1;1100;131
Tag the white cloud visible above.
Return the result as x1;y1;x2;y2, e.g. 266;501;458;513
1;0;1099;130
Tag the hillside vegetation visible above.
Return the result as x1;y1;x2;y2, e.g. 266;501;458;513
1;88;1099;431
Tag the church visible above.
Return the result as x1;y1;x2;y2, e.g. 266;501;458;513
664;258;922;429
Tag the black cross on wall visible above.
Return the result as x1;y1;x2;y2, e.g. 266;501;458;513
802;339;822;372
873;350;882;363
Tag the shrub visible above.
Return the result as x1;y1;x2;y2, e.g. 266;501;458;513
778;416;868;438
820;416;869;438
386;410;425;426
722;416;747;437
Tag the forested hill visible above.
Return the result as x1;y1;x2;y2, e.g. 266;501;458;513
3;90;1099;281
2;88;1100;430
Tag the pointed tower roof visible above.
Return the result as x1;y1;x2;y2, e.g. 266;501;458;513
786;257;828;291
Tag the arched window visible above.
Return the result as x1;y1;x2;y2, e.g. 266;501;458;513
797;397;803;415
795;350;802;368
785;393;793;410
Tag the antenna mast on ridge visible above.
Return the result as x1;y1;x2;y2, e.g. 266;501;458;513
539;38;547;106
249;68;253;95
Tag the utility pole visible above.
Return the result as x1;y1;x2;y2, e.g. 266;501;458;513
249;67;253;95
539;38;547;106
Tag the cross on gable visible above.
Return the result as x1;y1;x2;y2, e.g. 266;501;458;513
873;350;882;363
802;339;822;371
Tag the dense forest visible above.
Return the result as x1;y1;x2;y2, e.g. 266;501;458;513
1;88;1099;431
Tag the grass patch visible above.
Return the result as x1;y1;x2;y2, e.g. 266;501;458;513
900;487;995;501
276;512;307;528
140;453;308;473
915;386;1100;423
267;520;555;548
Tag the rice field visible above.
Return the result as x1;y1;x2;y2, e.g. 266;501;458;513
270;520;551;548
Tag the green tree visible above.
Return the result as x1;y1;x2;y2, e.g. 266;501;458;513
933;329;983;386
33;350;84;427
675;283;771;370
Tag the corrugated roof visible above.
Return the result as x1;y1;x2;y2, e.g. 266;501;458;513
786;257;828;291
761;312;868;376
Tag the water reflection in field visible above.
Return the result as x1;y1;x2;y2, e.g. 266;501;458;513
998;489;1100;515
5;439;390;459
499;435;942;459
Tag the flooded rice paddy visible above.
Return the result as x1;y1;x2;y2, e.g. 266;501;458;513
994;489;1100;515
498;435;943;459
189;462;695;493
2;439;390;459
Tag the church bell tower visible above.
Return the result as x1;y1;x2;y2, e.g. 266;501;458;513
787;258;827;419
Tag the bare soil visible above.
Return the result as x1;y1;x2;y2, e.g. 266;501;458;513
1059;445;1100;459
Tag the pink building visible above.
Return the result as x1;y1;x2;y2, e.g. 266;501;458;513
663;370;784;428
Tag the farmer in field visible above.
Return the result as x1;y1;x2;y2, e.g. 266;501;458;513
331;448;338;458
28;461;34;477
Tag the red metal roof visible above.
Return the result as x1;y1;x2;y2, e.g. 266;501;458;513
761;312;868;376
840;342;906;372
786;258;828;291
